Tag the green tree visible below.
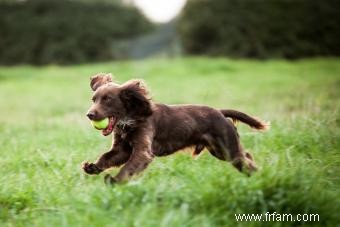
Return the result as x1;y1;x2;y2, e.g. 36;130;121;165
178;0;340;58
0;0;152;65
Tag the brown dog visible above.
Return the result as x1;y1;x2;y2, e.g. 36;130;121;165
82;73;269;184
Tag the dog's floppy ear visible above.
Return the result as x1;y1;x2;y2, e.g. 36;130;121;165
119;79;153;117
90;73;113;91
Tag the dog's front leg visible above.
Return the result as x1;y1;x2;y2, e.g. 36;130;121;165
82;137;132;175
104;136;154;184
104;150;154;184
82;148;131;175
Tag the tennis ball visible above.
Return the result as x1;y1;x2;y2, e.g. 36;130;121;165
91;118;109;130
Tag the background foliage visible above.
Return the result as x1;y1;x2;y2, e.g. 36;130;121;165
178;0;340;58
0;0;152;65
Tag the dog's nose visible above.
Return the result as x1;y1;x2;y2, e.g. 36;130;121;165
86;112;96;120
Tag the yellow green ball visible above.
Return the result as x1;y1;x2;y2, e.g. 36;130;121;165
91;118;109;130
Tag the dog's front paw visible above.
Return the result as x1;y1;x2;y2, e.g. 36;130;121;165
82;161;103;175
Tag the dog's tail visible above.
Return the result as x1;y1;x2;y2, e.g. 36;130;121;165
220;109;269;131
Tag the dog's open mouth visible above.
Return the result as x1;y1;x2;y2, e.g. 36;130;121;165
102;117;116;136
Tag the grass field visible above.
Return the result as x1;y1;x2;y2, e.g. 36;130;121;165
0;58;339;226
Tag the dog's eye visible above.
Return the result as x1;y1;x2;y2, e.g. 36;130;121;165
92;97;96;102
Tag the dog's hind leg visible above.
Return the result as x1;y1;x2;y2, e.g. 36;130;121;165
204;120;257;175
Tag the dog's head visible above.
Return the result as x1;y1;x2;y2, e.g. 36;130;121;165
86;73;153;136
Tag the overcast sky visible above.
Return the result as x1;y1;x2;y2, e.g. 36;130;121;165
131;0;187;23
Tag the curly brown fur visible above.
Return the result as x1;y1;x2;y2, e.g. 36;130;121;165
83;73;269;184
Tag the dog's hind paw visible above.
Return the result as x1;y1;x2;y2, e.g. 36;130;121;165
82;161;103;175
104;174;116;185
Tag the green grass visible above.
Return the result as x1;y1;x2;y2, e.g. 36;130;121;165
0;57;339;226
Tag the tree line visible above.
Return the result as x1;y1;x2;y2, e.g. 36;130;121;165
178;0;340;59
